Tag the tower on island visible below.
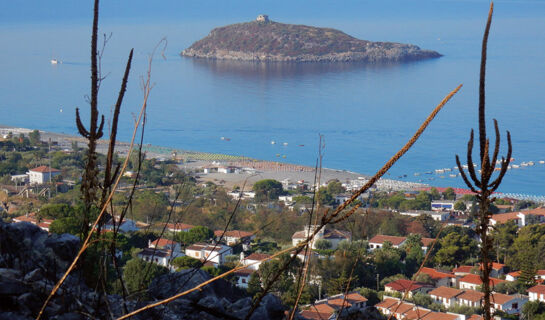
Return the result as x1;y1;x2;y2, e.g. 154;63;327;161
256;14;269;22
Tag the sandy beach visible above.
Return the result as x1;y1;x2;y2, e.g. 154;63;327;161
0;124;427;191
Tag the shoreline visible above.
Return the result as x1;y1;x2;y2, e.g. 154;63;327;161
0;124;428;191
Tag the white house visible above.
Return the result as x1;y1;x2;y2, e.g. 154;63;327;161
214;230;255;246
457;290;484;308
149;238;182;255
490;293;528;315
431;200;456;211
165;223;195;233
528;285;545;302
234;268;254;289
138;248;181;269
241;252;271;271
368;235;406;251
458;274;506;291
419;267;456;288
291;225;351;250
27;166;61;185
429;286;463;308
490;208;545;228
400;210;450;221
227;191;256;200
185;242;233;266
103;217;139;233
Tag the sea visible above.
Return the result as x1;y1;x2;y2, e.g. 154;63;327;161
0;0;544;195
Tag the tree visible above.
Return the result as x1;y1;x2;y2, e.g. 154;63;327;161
326;179;345;195
317;187;335;205
522;301;545;319
253;179;283;201
454;201;467;211
49;217;82;235
171;256;201;270
373;242;405;279
29;129;41;146
434;232;478;267
314;239;332;250
176;226;213;246
442;187;456;200
123;258;169;296
514;200;538;211
430;188;441;200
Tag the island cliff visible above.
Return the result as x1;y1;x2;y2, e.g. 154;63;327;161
182;15;441;63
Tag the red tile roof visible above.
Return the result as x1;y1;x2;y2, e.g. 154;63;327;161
459;274;506;286
214;230;254;238
429;286;463;299
29;165;60;173
420;267;455;280
491;292;515;305
375;297;400;309
528;284;545;294
327;298;351;309
150;238;177;248
453;265;473;274
385;279;424;292
468;315;483;320
345;292;367;303
490;212;519;224
536;270;545;276
166;223;195;231
417;187;476;195
369;235;406;246
292;231;307;239
458;290;484;302
421;238;436;247
422;312;460;320
507;271;521;278
404;307;432;320
299;310;332;320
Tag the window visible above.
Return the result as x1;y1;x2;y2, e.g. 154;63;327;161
512;303;518;309
242;278;246;283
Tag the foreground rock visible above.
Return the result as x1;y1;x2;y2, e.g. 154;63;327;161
0;220;284;319
182;16;441;63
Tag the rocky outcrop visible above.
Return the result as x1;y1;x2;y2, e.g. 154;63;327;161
182;20;441;63
0;220;284;320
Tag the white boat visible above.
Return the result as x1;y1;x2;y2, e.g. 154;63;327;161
528;161;535;166
270;140;276;145
282;142;288;146
521;162;528;167
435;169;444;174
444;168;452;172
449;174;457;178
512;164;520;168
539;160;545;164
50;59;59;64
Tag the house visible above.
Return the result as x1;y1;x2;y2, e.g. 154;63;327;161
241;252;271;271
12;213;54;232
185;242;233;266
376;297;464;320
299;292;367;320
506;271;521;282
138;248;180;268
490;208;545;228
149;238;182;255
400;210;450;221
536;270;545;281
458;274;506;290
233;268;254;289
429;286;463;308
431;200;455;211
11;174;29;184
214;230;255;246
103;216;139;233
166;223;195;233
384;279;432;298
490;292;528;315
292;225;351;250
457;289;484;308
368;235;406;251
420;238;438;253
227;191;256;200
528;284;545;302
419;267;456;287
453;265;474;277
27;166;61;185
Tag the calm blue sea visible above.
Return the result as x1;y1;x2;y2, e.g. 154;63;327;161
1;1;544;194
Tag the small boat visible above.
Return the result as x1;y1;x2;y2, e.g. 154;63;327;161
512;164;520;168
521;162;528;167
282;155;286;158
221;137;225;140
539;160;545;164
435;169;445;174
271;140;276;145
298;144;304;147
528;161;535;166
282;142;288;146
444;168;452;172
50;59;59;64
276;154;280;157
414;173;421;176
449;174;457;178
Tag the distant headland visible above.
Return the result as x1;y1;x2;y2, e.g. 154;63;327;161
181;15;441;63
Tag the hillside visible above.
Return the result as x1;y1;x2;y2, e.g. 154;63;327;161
182;17;441;63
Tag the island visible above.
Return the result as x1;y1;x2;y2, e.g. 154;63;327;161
182;15;441;63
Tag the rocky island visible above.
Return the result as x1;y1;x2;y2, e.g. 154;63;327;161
182;15;441;63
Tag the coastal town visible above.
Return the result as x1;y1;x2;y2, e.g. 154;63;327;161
2;127;545;319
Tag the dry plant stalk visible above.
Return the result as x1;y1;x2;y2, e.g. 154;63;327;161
117;83;462;320
36;1;162;317
455;3;512;320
